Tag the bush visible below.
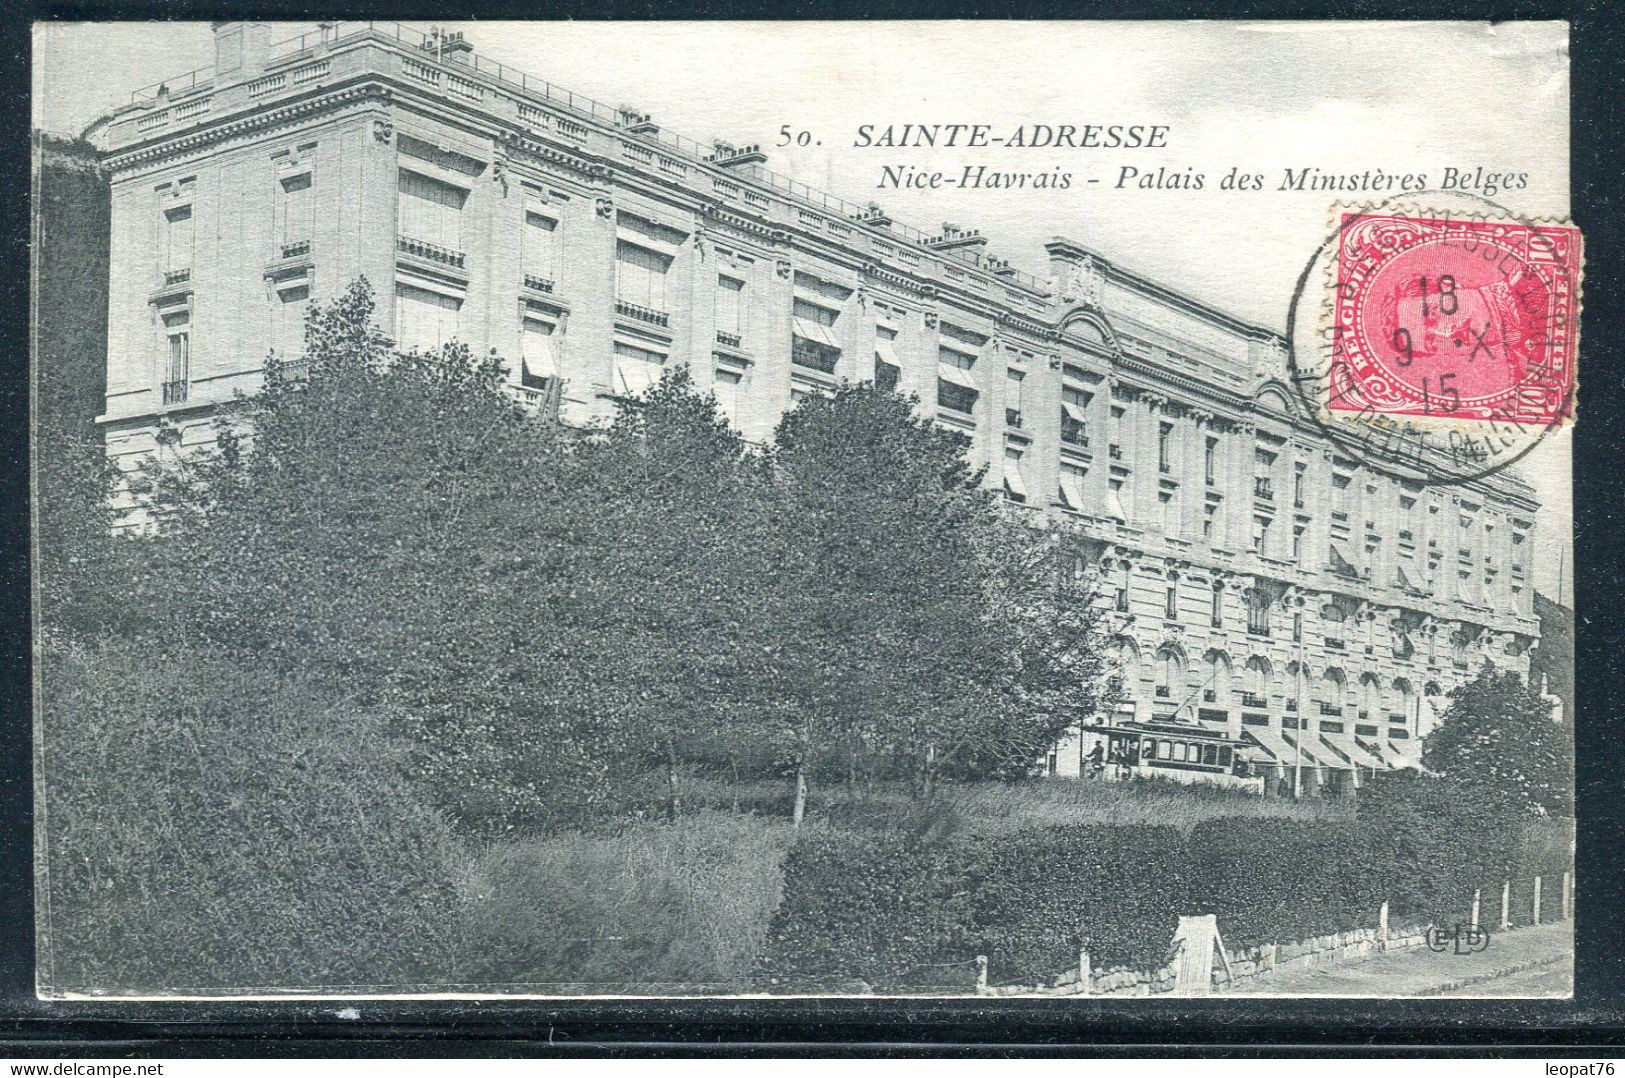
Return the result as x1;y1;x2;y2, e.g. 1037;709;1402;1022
755;831;968;990
39;640;466;992
1187;819;1389;949
460;812;793;989
964;825;1187;979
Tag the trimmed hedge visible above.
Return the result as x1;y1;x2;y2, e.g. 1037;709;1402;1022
1187;820;1389;949
963;825;1187;978
757;791;1573;990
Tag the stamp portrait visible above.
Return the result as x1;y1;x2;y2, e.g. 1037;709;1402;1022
1328;211;1579;429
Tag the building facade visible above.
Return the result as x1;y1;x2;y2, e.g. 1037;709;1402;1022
87;21;1543;791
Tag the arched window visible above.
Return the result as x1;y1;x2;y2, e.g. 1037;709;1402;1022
1154;647;1182;699
1360;676;1381;720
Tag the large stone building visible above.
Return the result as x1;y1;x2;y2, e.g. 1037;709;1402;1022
85;21;1542;792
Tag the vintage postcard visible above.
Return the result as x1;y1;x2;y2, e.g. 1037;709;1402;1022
31;19;1575;1000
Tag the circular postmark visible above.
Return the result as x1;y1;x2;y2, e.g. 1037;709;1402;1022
1285;191;1580;487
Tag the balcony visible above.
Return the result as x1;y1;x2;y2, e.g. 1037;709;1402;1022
163;268;192;287
397;234;465;269
1061;427;1091;448
1285;699;1299;712
715;329;742;348
1324;636;1345;650
280;239;311;260
1240;692;1268;709
523;273;555;295
162;379;188;405
1109;444;1123;460
1387;713;1408;724
1254;477;1275;500
1202;689;1217;703
1154;686;1171;699
1318;703;1344;717
616;299;670;328
1006;408;1023;429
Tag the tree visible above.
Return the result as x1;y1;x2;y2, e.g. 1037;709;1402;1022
1422;664;1571;816
762;382;1109;809
125;279;631;832
572;365;765;819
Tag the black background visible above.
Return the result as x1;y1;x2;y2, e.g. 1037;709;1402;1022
3;0;1622;1056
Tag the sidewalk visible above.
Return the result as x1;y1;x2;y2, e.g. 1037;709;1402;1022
1220;921;1572;998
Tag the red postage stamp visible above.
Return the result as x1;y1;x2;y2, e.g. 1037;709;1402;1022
1329;211;1580;427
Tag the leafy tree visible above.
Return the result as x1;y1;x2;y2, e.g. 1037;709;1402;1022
762;382;1108;810
572;366;765;819
1422;664;1571;816
126;280;629;832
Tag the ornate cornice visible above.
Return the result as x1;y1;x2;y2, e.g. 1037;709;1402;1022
104;82;395;172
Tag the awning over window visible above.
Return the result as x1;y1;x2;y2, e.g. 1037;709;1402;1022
614;355;662;398
615;226;682;259
1104;485;1129;522
937;361;979;391
1058;469;1086;510
1394;561;1425;594
874;338;902;368
1003;461;1028;500
1319;730;1386;771
1240;725;1297;765
1385;738;1425;770
1328;542;1361;577
1281;729;1331;767
792;317;840;350
521;322;558;381
1061;401;1090;424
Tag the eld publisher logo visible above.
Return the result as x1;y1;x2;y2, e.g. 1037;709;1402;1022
1424;922;1491;955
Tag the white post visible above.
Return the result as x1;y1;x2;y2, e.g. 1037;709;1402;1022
1562;872;1572;920
1500;879;1511;931
975;954;988;995
1532;876;1543;925
1471;888;1481;929
1079;948;1092;993
1378;900;1390;949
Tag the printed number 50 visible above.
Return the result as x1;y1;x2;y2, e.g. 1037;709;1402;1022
778;126;814;147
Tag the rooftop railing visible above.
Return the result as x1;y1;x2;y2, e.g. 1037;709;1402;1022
125;20;1053;296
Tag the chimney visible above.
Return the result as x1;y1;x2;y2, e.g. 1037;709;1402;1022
213;21;272;81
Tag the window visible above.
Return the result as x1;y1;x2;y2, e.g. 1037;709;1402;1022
397;168;467;254
161;310;190;404
1058;463;1087;510
1106;477;1129;522
1204;437;1217;485
1203;500;1217;541
1003;447;1028;503
1061;386;1090;445
612;341;666;398
277;172;312;251
271;284;309;364
1164;584;1178;620
394;283;461;352
1247;588;1272;636
1210;585;1223;628
1292;611;1303;642
1293;463;1305;508
524;202;558;287
1292;523;1305;562
714;275;745;342
1158;422;1174;473
520;317;558;388
1114;562;1130;611
1157;490;1175;534
1252;515;1271;555
713;366;745;423
1006;368;1025;428
874;325;901;392
937;345;978;413
163;205;193;274
791;298;841;373
616;241;672;313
